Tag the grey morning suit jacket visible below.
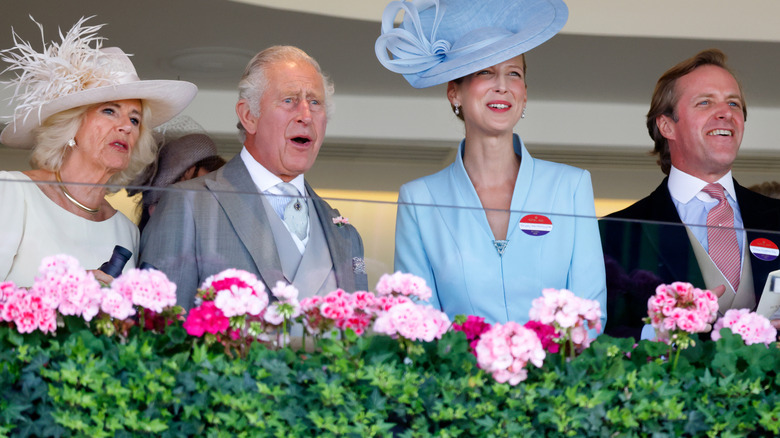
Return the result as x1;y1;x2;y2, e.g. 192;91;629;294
139;155;368;310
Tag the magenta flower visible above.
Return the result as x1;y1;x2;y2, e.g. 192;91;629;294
452;315;492;355
453;315;491;341
183;301;229;337
524;320;560;354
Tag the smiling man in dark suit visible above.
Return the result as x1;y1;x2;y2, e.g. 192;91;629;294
601;49;780;339
140;46;368;309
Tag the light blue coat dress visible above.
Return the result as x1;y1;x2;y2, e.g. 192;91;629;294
394;135;607;326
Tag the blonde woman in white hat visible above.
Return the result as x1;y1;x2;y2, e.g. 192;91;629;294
0;18;196;286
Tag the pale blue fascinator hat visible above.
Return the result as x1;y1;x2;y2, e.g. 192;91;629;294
375;0;568;88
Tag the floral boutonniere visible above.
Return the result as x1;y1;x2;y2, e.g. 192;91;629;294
332;216;350;227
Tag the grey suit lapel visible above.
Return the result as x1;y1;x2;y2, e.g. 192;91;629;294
206;156;285;288
306;181;355;291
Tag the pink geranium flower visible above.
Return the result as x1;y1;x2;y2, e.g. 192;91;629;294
335;312;373;335
712;309;778;346
32;255;102;322
320;289;354;320
646;282;718;342
300;296;329;334
475;322;545;386
372;301;450;342
264;281;301;326
375;272;432;302
0;281;18;319
112;269;177;314
101;289;136;320
1;287;58;334
528;288;602;354
199;269;269;318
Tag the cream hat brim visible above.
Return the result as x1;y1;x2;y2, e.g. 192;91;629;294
1;79;197;149
0;44;197;149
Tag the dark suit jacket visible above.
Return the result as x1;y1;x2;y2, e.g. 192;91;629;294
600;177;780;339
139;155;368;310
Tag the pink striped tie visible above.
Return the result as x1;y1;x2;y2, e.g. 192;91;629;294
701;183;740;291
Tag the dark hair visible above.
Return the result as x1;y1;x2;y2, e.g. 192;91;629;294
173;155;227;184
647;49;747;175
449;54;527;121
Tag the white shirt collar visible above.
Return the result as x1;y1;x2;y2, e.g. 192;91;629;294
668;165;736;204
240;147;306;195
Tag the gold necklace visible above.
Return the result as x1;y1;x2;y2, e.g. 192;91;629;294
54;171;99;214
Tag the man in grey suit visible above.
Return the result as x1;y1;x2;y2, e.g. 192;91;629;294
140;46;368;310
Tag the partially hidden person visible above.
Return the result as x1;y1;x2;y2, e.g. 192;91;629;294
129;132;226;231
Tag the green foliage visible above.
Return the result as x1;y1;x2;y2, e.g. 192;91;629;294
3;325;780;437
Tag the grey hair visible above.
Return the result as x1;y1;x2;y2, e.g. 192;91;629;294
31;103;157;191
236;45;335;143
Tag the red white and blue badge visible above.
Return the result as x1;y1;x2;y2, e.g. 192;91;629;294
749;238;779;261
518;214;552;236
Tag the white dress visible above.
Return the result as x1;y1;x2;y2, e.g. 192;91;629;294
0;171;139;287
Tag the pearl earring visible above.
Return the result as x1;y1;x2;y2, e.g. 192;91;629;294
454;104;460;116
521;107;527;119
67;138;76;147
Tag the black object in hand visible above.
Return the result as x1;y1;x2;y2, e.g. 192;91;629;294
138;261;157;271
99;245;133;277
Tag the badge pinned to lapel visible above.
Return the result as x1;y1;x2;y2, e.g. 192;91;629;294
518;214;552;236
749;238;779;261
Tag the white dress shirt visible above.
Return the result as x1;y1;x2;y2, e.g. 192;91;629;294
641;167;745;341
668;165;744;256
240;147;309;253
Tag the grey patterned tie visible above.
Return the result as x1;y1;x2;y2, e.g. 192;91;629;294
276;182;308;240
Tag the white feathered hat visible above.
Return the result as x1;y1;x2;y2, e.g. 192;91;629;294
0;16;197;149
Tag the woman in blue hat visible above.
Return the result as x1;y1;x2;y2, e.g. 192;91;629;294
377;0;606;326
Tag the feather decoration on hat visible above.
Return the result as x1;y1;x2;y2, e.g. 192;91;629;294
0;16;122;127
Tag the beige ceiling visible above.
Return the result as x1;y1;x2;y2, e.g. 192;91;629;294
2;0;780;107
